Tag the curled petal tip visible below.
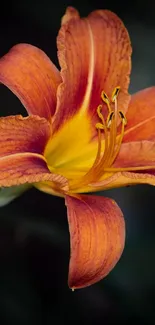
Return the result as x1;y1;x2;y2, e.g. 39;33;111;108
61;7;80;25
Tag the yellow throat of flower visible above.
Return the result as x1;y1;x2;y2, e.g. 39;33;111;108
69;86;127;191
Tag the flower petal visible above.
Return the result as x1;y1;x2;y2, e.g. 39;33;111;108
112;140;155;186
0;152;67;188
0;115;51;156
123;87;155;142
90;170;155;191
89;141;155;191
53;7;131;131
114;141;155;168
0;44;61;120
65;194;125;289
0;115;67;195
61;6;80;25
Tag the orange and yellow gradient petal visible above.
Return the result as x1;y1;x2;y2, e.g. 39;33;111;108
53;7;131;132
45;8;132;185
0;115;67;191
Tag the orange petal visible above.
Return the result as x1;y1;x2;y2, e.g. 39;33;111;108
90;170;155;191
89;141;155;191
114;141;155;168
0;115;51;157
0;44;61;120
53;7;131;131
123;87;155;142
0;152;67;188
65;194;125;289
61;6;80;25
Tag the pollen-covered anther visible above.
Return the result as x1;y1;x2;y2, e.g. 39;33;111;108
91;86;128;179
101;91;111;113
95;122;105;130
69;87;127;191
94;86;128;173
106;112;115;128
101;90;109;104
119;111;127;125
111;86;120;102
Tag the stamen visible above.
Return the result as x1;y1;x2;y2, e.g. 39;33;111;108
92;105;107;168
69;86;127;191
108;119;125;165
101;91;118;169
93;127;102;167
91;86;126;179
96;105;109;167
103;114;116;167
72;104;109;186
103;111;127;169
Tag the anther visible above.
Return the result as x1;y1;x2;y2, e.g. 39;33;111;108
95;122;105;130
69;86;127;190
119;111;127;125
101;91;110;105
111;86;120;102
106;111;115;128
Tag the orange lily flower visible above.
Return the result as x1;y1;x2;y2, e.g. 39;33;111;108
0;7;155;289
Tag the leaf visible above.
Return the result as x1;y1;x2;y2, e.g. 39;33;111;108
0;184;31;207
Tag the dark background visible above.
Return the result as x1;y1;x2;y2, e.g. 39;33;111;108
0;0;155;324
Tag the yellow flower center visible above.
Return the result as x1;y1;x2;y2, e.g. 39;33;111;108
69;87;127;190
